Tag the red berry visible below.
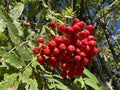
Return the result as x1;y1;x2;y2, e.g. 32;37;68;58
75;40;82;48
67;45;75;54
68;70;75;78
83;57;92;65
80;52;86;58
75;48;81;55
60;71;67;78
72;24;80;33
74;55;81;62
66;26;74;34
59;24;66;33
50;21;57;29
37;55;45;64
72;18;79;25
85;45;91;52
61;63;68;71
62;37;71;46
33;46;40;54
54;35;63;45
43;48;51;56
84;30;90;37
89;47;98;56
50;56;57;63
53;47;60;56
48;40;57;49
58;43;66;52
88;40;96;47
86;25;94;32
87;35;95;41
77;21;85;29
41;44;47;49
37;37;44;43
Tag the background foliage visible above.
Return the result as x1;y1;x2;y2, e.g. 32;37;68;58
0;0;120;90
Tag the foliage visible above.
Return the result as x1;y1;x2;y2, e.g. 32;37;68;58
0;0;120;90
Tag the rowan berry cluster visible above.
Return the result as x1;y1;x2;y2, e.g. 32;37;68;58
33;18;98;78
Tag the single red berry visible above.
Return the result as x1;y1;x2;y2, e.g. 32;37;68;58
84;30;90;37
67;45;75;54
88;40;96;47
74;55;81;62
37;37;44;43
61;63;68;71
50;21;57;29
58;43;66;52
72;24;80;33
75;48;81;55
41;44;47;49
37;55;45;64
59;24;66;33
87;35;95;41
80;52;86;58
83;57;92;65
85;45;91;52
62;37;71;46
86;25;94;32
72;18;79;25
77;21;85;29
81;39;88;47
43;48;51;56
60;71;67;78
79;30;86;39
75;40;82;48
66;26;74;34
68;70;75;78
33;46;40;54
89;47;98;56
48;40;57;49
54;35;63;45
50;56;57;63
53;47;60;56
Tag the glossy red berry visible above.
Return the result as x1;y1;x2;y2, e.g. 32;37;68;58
66;26;74;34
59;24;66;33
48;40;57;49
53;47;60;56
72;18;79;25
72;24;80;33
67;45;75;54
50;21;57;29
37;37;44;43
58;43;66;52
33;46;40;54
37;55;45;64
43;48;51;56
86;25;94;32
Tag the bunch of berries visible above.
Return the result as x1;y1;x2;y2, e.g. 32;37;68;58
33;18;98;78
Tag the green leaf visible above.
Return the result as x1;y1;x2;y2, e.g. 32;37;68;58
0;7;21;44
21;67;38;90
0;73;19;90
16;45;32;61
100;86;107;90
84;78;100;90
10;3;24;20
0;32;8;46
84;68;99;84
0;21;6;32
71;77;84;90
4;53;25;68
